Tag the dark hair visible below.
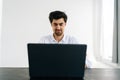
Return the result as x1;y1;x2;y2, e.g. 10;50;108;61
49;11;67;23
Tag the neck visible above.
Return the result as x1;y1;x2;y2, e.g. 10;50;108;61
53;33;64;42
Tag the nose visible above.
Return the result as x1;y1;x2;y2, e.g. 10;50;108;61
56;25;61;29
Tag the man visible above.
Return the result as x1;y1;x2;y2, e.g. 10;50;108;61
39;11;91;68
39;11;78;44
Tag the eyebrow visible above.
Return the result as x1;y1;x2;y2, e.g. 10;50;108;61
53;23;63;24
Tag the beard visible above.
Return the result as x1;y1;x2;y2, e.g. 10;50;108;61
54;29;63;36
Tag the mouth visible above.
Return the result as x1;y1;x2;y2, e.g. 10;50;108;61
54;30;63;36
55;29;61;32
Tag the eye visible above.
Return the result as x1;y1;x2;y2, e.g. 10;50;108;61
53;23;58;26
59;23;63;26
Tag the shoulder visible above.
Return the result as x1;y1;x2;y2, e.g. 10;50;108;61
39;35;51;43
65;35;76;40
64;35;79;44
41;35;51;39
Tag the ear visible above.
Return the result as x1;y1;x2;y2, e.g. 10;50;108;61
65;23;67;26
50;23;52;26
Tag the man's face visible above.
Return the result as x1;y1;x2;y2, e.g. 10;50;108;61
51;18;66;36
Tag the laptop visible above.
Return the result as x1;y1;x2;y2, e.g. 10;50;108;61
27;44;87;80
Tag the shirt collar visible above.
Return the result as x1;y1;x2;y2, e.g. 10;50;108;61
50;34;66;42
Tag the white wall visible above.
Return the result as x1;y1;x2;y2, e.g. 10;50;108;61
92;0;102;61
1;0;95;67
0;0;2;66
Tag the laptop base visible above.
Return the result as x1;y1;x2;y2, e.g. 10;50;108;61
30;77;84;80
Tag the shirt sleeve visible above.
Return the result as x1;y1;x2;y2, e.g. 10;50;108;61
70;36;80;44
39;36;45;43
86;58;92;68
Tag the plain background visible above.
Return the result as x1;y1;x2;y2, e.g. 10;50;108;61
0;0;2;67
0;0;101;67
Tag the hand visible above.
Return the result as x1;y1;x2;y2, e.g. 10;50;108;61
85;64;88;69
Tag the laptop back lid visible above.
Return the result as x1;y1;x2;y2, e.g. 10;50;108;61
27;44;87;78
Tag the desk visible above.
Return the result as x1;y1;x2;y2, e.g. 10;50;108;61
0;68;120;80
